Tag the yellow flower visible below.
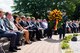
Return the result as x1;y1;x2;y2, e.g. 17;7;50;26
48;9;62;21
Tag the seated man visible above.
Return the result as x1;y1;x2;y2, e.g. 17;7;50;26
5;12;22;46
0;9;18;52
36;19;44;39
42;19;48;37
20;17;42;41
20;16;35;41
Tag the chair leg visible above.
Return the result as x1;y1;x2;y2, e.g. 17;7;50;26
0;43;5;53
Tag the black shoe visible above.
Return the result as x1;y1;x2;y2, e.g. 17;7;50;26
17;44;21;46
15;47;21;50
31;39;35;42
40;36;44;38
9;48;17;52
37;39;41;41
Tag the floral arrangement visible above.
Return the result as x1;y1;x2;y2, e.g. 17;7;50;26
48;9;62;21
48;9;62;30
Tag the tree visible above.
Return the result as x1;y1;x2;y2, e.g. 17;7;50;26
13;0;54;19
13;0;80;20
73;3;80;20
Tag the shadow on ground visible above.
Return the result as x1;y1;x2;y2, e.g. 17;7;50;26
44;38;61;43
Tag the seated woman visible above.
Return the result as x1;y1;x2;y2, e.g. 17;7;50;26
13;15;31;44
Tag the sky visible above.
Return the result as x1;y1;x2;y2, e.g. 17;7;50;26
0;0;14;13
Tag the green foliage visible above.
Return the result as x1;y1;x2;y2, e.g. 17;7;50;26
57;19;63;28
62;40;69;43
13;0;54;19
73;33;78;36
61;42;69;49
61;35;73;49
64;35;73;41
72;1;80;20
61;35;72;46
48;21;54;29
13;0;80;20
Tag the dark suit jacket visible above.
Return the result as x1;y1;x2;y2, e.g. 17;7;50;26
26;21;36;30
36;22;43;29
0;27;5;34
19;20;28;27
0;19;6;34
58;23;66;34
31;22;37;29
20;21;34;30
4;18;13;30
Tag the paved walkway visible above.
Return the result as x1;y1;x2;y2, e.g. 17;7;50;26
69;36;80;53
14;35;61;53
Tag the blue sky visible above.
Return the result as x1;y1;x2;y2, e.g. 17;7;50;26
0;0;13;13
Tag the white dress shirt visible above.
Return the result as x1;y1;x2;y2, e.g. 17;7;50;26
9;20;18;31
42;22;48;29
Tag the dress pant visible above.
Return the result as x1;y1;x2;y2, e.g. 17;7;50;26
39;30;43;38
15;31;22;45
29;28;41;40
36;29;41;40
1;31;17;49
59;30;65;39
29;30;34;41
47;28;52;38
44;28;48;37
59;33;65;39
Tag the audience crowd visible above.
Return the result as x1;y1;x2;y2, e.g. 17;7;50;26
0;9;50;52
0;8;80;52
66;20;80;33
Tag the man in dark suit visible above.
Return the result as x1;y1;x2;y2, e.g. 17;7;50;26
20;16;35;41
0;9;18;52
58;13;67;39
19;16;28;28
58;23;66;40
46;21;53;39
31;18;42;40
5;12;22;46
20;17;42;41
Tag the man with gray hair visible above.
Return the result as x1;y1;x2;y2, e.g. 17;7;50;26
0;9;18;52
